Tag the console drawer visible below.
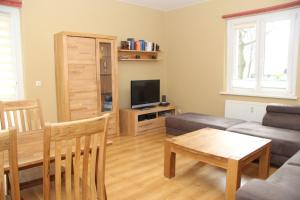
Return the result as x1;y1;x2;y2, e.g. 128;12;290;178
137;117;165;133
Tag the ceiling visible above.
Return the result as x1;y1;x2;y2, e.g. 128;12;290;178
118;0;208;11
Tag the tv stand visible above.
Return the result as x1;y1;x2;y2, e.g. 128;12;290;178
134;106;156;110
120;105;176;136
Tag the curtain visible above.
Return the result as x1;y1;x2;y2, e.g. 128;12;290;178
0;0;22;8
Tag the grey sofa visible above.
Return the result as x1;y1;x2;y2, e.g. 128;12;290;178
166;105;300;167
236;150;300;200
166;113;245;135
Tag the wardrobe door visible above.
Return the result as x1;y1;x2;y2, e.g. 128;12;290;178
67;37;98;120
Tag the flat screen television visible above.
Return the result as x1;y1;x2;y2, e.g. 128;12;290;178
131;80;160;109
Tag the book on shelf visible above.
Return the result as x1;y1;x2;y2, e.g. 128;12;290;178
122;38;160;52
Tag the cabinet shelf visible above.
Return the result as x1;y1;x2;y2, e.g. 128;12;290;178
100;74;112;76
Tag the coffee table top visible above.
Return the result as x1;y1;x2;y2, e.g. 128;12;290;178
168;128;271;160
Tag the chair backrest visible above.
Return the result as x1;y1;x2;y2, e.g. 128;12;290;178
0;128;20;200
43;114;110;200
0;99;45;133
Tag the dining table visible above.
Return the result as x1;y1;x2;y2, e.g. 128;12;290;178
3;129;112;171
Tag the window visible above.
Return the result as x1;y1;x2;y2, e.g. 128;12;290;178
0;5;23;100
226;9;300;98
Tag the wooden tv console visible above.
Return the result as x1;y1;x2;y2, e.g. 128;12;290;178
120;105;176;136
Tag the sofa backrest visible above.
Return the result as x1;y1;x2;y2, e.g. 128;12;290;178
263;104;300;131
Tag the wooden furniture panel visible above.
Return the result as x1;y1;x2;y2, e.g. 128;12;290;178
68;80;97;93
108;118;116;129
69;108;98;119
0;128;20;200
55;32;119;137
69;85;98;121
67;37;96;64
68;64;96;81
120;105;176;136
164;128;271;200
137;117;165;134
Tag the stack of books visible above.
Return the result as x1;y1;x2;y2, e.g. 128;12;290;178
122;38;159;52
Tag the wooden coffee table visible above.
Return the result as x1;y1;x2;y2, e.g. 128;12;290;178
164;128;271;200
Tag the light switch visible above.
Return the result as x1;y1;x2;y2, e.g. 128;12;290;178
35;81;42;87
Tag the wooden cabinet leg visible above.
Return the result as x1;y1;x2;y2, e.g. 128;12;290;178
164;140;176;178
258;144;271;179
226;159;241;200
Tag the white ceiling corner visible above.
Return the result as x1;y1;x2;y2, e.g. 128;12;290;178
118;0;208;11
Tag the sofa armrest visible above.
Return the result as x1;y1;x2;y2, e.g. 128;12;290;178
236;180;299;200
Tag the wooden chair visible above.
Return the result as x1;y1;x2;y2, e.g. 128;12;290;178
0;99;45;190
0;128;20;200
0;99;44;133
43;114;110;200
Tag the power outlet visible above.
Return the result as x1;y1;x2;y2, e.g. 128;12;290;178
35;81;42;87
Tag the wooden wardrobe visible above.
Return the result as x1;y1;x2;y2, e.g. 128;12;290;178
54;32;119;136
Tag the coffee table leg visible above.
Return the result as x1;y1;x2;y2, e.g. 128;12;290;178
226;159;241;200
258;144;271;179
164;140;176;178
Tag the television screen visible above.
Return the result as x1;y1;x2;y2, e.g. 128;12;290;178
131;80;160;109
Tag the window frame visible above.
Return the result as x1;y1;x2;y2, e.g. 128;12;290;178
226;8;300;99
0;5;24;100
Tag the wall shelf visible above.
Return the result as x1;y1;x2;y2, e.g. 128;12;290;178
118;49;161;61
119;58;161;61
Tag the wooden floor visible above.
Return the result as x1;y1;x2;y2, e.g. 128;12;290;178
22;131;276;200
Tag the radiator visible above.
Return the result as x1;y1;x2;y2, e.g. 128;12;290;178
225;100;267;122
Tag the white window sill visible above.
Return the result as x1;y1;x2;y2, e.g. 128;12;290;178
220;91;298;100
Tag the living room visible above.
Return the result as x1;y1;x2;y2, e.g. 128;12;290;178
0;0;300;199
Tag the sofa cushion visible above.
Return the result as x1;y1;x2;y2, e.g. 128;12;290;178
268;163;300;191
286;151;300;166
227;122;300;158
266;104;300;115
166;113;245;132
236;179;299;200
263;112;300;131
237;152;300;200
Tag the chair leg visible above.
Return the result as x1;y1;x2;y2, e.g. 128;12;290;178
6;173;11;196
104;185;107;200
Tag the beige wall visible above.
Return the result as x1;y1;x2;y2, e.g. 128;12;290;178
165;0;300;117
20;0;300;121
21;0;166;122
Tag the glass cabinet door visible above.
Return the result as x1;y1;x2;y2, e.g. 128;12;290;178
98;41;113;112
